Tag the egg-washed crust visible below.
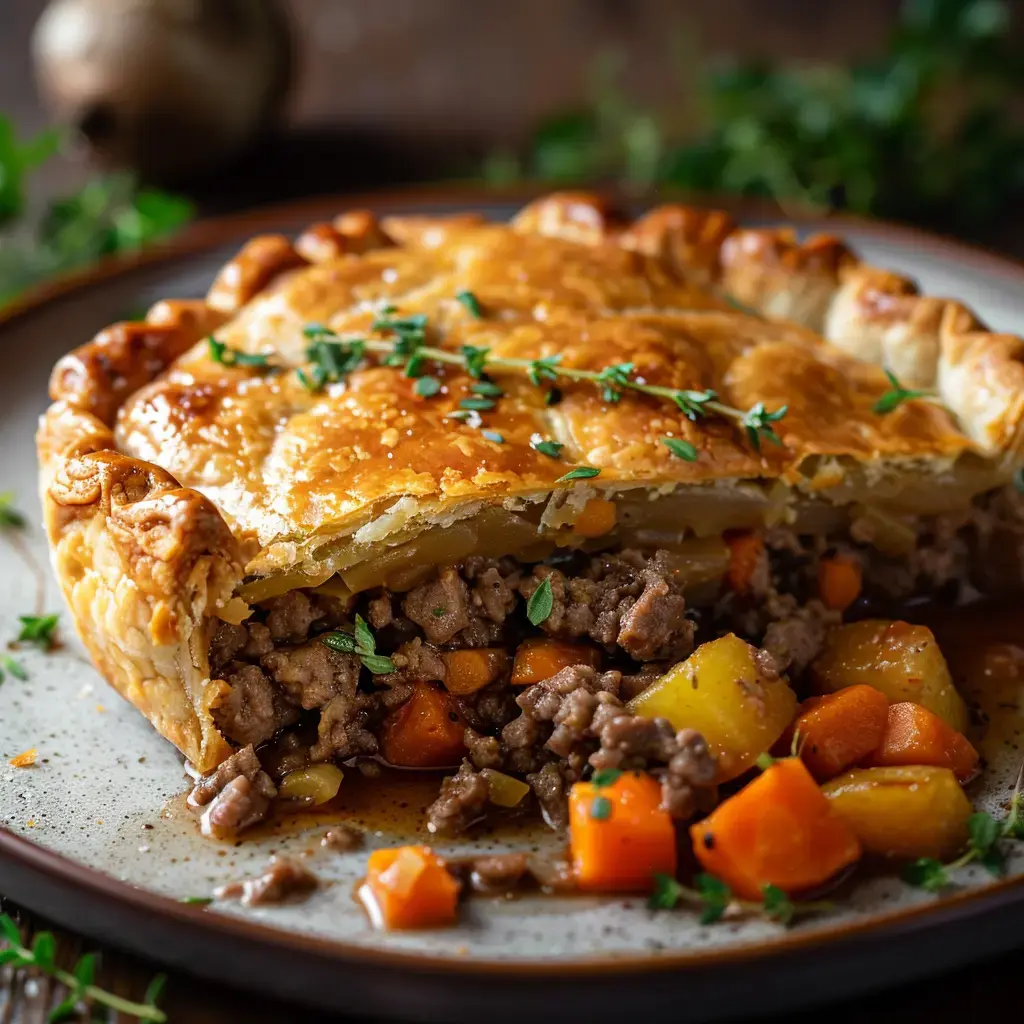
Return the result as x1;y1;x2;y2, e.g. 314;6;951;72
36;192;1024;770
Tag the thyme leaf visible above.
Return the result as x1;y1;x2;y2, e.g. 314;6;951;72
526;576;554;625
0;654;27;681
17;613;59;649
460;396;495;411
557;466;601;482
207;336;271;368
414;376;441;398
456;289;484;318
661;437;698;461
873;370;936;414
532;439;564;459
0;491;25;528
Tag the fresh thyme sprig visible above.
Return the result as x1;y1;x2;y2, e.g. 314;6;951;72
320;615;395;675
873;370;940;415
903;761;1024;892
297;320;787;454
0;914;167;1022
649;873;831;926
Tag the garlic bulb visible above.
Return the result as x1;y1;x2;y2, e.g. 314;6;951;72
32;0;293;184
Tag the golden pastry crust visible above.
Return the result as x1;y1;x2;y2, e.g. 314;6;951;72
37;191;1024;771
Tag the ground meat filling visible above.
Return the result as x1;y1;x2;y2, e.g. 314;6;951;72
198;493;1015;839
517;550;695;662
215;855;319;906
187;745;278;839
426;759;491;834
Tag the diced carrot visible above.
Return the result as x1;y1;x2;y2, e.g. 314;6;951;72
786;685;890;781
818;555;863;612
690;757;861;899
511;637;602;685
380;682;466;767
573;498;618;538
725;532;764;594
861;702;979;782
363;845;461;929
441;648;508;695
569;771;677;891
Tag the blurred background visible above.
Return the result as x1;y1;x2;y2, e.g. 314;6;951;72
1;0;1023;304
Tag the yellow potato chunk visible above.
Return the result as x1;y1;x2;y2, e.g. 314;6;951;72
812;620;968;733
481;769;531;808
627;633;797;782
278;764;344;805
822;766;971;860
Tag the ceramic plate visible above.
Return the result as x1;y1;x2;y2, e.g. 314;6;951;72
3;189;1024;1023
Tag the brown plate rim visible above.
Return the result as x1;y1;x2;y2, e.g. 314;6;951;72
3;182;1024;981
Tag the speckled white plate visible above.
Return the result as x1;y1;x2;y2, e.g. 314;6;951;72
3;189;1024;1023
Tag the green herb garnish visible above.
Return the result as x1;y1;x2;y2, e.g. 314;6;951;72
526;577;554;626
590;768;622;788
459;396;496;412
648;872;830;926
741;402;788;452
557;466;601;482
321;614;395;675
414;376;442;398
661;437;698;462
481;430;505;444
0;913;167;1022
180;896;214;906
492;4;1024;238
589;795;612;820
460;345;491;379
207;337;271;368
456;290;484;318
873;371;938;415
532;439;564;459
0;491;25;528
285;321;787;456
17;613;59;649
904;761;1024;891
0;655;27;682
471;380;504;397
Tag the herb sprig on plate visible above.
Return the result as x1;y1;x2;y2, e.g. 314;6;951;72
648;872;830;927
903;763;1024;892
0;914;167;1022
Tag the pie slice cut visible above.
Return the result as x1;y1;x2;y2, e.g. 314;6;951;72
37;192;1024;815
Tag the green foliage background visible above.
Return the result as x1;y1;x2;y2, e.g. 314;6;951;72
488;0;1024;237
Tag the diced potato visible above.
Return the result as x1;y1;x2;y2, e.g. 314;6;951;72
812;620;968;733
627;633;797;782
481;768;531;807
821;766;971;860
278;764;344;805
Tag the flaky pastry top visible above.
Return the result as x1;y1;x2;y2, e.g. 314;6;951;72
45;193;1024;584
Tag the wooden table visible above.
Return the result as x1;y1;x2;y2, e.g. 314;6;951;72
0;897;1008;1023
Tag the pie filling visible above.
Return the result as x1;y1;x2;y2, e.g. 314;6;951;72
194;481;1024;840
